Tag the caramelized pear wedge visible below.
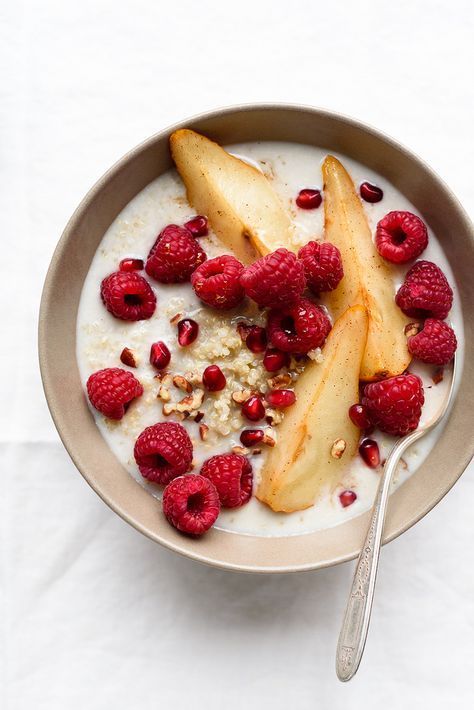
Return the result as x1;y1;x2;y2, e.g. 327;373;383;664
322;156;411;381
257;305;368;513
170;129;293;264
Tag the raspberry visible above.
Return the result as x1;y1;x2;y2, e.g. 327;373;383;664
395;261;453;320
134;422;193;484
162;475;220;536
362;374;424;437
86;368;143;420
408;318;457;365
145;224;206;283
200;454;253;508
267;297;331;353
298;241;343;294
375;211;428;264
100;271;156;321
191;255;245;309
240;248;305;308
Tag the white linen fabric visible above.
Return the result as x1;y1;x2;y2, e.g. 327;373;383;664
1;1;473;708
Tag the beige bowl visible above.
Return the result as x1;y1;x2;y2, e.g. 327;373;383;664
39;104;474;573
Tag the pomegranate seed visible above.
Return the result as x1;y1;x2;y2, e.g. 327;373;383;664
359;439;380;468
202;364;226;392
246;326;267;353
184;215;208;237
240;429;264;447
359;182;383;203
241;395;265;421
263;348;290;372
177;318;199;346
119;258;144;272
150;341;171;369
296;188;322;210
349;404;372;430
339;490;357;508
265;389;296;408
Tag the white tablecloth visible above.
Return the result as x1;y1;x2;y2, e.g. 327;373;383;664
2;1;473;708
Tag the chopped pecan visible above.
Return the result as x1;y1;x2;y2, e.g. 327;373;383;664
232;445;249;455
262;429;276;447
267;373;292;389
120;347;137;368
232;389;253;404
157;385;170;402
404;322;421;338
331;439;347;459
172;374;193;393
169;312;183;326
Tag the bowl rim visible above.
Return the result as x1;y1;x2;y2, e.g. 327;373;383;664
39;102;474;573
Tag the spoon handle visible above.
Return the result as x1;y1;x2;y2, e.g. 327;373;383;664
335;447;401;681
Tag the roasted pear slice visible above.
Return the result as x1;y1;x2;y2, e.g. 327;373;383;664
322;155;411;381
170;129;293;264
257;305;368;513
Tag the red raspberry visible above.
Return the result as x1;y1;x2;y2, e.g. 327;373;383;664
162;475;220;536
100;271;156;321
395;261;453;320
145;224;206;283
267;297;331;353
375;211;428;264
240;248;305;308
191;255;245;309
298;241;343;294
362;374;424;437
134;422;193;484
408;318;457;365
200;454;253;508
86;367;143;420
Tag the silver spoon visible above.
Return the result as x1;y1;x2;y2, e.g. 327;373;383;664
336;356;457;682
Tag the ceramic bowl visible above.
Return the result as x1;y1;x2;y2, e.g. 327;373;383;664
39;104;474;572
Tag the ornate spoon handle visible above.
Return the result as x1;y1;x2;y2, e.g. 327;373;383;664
335;357;455;682
335;441;404;682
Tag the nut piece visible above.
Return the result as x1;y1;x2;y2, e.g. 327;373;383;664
252;449;262;456
120;347;137;368
193;411;205;423
432;367;444;385
184;371;203;386
267;373;292;389
262;428;276;447
265;409;283;426
331;438;347;459
232;389;253;404
199;424;209;441
176;389;204;413
404;322;421;338
157;385;171;402
169;312;183;326
232;445;249;455
172;374;193;393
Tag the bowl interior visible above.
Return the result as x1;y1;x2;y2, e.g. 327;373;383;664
39;105;474;572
